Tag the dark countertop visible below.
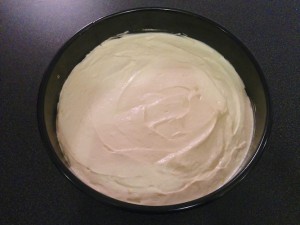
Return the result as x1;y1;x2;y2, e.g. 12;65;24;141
1;1;299;224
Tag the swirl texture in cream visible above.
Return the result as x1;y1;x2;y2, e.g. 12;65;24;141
57;33;254;205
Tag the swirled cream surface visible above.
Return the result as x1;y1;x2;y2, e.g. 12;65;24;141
57;33;254;205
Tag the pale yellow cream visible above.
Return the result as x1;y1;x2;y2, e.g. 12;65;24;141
57;33;253;205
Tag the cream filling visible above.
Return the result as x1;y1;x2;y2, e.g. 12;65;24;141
57;33;254;205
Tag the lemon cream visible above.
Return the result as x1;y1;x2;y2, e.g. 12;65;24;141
57;33;254;205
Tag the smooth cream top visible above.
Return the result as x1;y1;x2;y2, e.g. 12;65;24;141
57;33;253;205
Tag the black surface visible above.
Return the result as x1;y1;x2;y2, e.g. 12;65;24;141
0;0;299;224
